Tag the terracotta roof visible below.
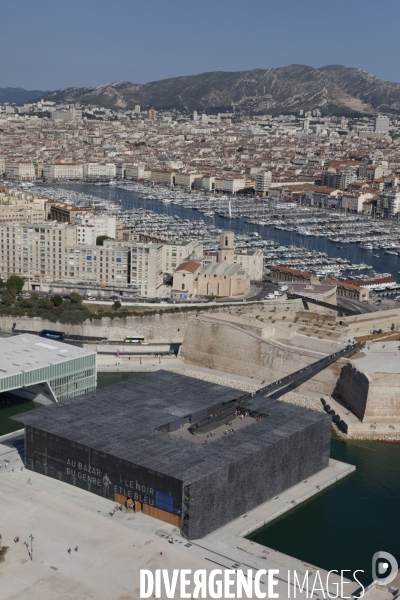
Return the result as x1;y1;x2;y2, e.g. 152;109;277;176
271;265;313;278
327;160;364;166
314;187;337;194
325;278;364;291
345;277;396;286
174;261;202;274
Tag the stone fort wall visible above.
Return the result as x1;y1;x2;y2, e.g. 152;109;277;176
180;314;342;395
335;364;400;422
0;299;306;342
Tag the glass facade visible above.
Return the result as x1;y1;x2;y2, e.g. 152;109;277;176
0;354;96;403
25;426;183;515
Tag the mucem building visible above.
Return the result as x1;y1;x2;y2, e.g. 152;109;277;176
0;334;96;404
15;371;331;539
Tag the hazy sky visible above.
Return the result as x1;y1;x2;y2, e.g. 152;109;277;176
2;0;400;90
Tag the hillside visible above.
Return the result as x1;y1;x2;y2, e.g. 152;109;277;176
0;87;49;104
18;65;400;115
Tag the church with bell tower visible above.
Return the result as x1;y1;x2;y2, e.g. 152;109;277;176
197;230;250;297
218;231;235;263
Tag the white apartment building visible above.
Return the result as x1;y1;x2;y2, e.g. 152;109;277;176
0;222;163;297
125;165;149;179
162;240;203;273
374;115;390;134
0;221;132;286
43;163;83;180
5;161;35;181
201;175;216;191
67;244;130;285
50;107;82;121
0;222;77;281
340;171;357;189
234;248;264;280
70;214;117;240
215;176;246;194
174;172;202;188
150;169;175;185
255;171;272;195
0;205;45;224
128;242;163;297
0;188;47;210
76;225;96;245
83;163;116;178
358;164;383;180
341;192;375;213
105;240;163;297
377;189;400;217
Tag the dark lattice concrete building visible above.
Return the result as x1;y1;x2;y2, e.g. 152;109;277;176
14;371;331;539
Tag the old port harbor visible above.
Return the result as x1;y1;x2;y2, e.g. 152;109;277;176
34;181;400;292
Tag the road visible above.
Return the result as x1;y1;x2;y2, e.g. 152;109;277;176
337;297;377;314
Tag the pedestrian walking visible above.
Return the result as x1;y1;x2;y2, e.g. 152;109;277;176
74;546;78;552
67;548;71;554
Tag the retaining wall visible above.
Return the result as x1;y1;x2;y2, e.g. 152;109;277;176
335;363;400;422
180;315;342;395
0;299;304;342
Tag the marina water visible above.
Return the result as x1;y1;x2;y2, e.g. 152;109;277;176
250;436;400;586
65;183;400;281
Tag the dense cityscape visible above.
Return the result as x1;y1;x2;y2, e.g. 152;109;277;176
0;92;399;599
1;101;400;301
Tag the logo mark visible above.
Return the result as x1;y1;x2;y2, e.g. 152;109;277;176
372;552;398;585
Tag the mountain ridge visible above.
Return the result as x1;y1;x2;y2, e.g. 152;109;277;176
0;87;50;104
4;65;400;115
